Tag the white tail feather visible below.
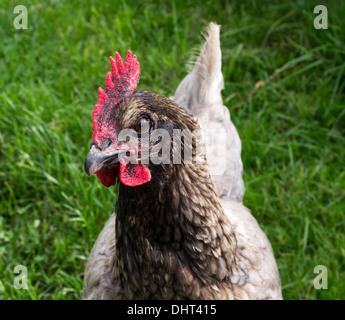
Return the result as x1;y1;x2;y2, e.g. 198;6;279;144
172;23;245;202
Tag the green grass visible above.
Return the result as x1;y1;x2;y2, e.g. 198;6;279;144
0;0;344;300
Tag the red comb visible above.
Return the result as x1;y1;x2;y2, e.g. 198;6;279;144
92;50;140;143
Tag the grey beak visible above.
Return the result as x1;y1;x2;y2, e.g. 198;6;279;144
84;145;127;177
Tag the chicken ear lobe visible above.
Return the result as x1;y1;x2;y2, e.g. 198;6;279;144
119;163;151;187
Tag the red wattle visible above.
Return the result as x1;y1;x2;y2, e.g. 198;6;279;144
96;168;117;187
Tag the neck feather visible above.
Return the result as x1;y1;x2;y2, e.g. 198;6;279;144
114;160;237;299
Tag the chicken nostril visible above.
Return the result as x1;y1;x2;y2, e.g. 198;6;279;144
101;138;112;150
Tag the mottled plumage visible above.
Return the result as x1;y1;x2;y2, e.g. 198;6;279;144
83;23;282;300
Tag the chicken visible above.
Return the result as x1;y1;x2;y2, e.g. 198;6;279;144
82;23;282;300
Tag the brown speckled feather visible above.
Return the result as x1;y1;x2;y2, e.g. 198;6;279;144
83;183;281;299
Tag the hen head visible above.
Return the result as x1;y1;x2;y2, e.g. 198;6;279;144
84;51;198;188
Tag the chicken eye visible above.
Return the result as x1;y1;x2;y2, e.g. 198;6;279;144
135;117;150;134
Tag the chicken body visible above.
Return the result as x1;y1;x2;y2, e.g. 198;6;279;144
84;178;281;299
83;23;282;300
